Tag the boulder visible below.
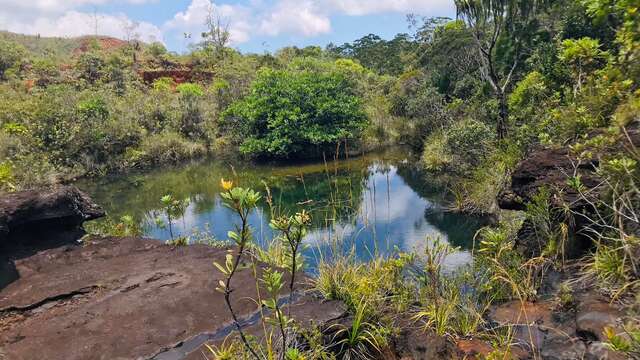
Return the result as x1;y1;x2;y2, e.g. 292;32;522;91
497;146;600;211
497;146;601;257
0;186;104;244
497;125;640;258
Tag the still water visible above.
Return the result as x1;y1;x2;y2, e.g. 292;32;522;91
77;148;486;272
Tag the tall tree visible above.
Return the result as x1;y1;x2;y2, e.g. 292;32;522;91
455;0;547;139
201;5;230;63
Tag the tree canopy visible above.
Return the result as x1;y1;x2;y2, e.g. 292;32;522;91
223;65;367;158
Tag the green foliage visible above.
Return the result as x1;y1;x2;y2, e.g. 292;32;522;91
153;77;175;92
157;194;189;240
315;254;413;314
85;215;143;237
508;71;551;125
328;33;416;75
422;119;494;174
331;299;389;360
224;66;367;158
176;82;204;97
77;97;109;122
0;39;26;79
421;130;451;172
126;132;207;167
76;52;106;84
445;119;494;170
31;58;60;86
474;218;542;301
0;161;15;192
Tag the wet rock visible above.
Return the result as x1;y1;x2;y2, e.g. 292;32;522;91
387;323;457;360
540;337;588;360
585;341;627;360
0;186;104;245
0;236;333;360
575;297;622;341
455;339;494;359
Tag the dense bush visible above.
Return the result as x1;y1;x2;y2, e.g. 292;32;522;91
422;119;494;174
223;66;367;158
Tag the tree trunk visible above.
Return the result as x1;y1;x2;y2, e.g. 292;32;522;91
497;90;508;140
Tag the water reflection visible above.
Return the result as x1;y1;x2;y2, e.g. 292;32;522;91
78;148;486;272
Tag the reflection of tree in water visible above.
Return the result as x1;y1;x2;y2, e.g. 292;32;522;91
259;169;368;230
395;161;488;250
79;161;222;225
394;162;449;202
423;208;488;249
78;155;371;233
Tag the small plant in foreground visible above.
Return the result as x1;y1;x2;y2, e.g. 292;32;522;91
214;179;262;359
603;323;640;356
332;299;388;360
158;194;189;240
261;268;290;359
269;210;312;315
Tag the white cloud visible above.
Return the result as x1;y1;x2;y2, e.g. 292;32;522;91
164;0;253;45
1;10;163;43
259;0;331;37
0;0;162;43
0;0;454;49
324;0;453;16
1;0;157;17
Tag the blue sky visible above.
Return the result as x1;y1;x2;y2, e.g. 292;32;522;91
0;0;455;53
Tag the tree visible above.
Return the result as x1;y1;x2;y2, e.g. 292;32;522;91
223;67;367;158
455;0;547;139
176;83;205;139
330;33;416;75
201;4;231;62
414;19;478;97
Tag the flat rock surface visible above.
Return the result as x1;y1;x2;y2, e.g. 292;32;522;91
0;236;337;360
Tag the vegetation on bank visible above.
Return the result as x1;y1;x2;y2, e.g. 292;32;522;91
2;0;640;357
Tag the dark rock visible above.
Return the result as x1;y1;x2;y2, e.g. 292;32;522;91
0;236;333;360
497;146;602;257
585;342;627;360
540;337;588;360
387;322;457;360
0;186;104;244
498;146;600;211
498;126;640;258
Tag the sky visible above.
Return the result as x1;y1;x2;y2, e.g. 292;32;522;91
0;0;455;53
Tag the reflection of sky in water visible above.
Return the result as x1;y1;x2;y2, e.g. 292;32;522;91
141;163;476;272
79;150;484;273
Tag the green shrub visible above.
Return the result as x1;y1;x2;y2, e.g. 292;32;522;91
77;97;109;122
176;83;205;139
422;119;494;174
76;52;106;84
223;67;367;158
127;132;207;167
421;130;451;172
0;39;26;79
445;119;494;171
0;161;15;192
